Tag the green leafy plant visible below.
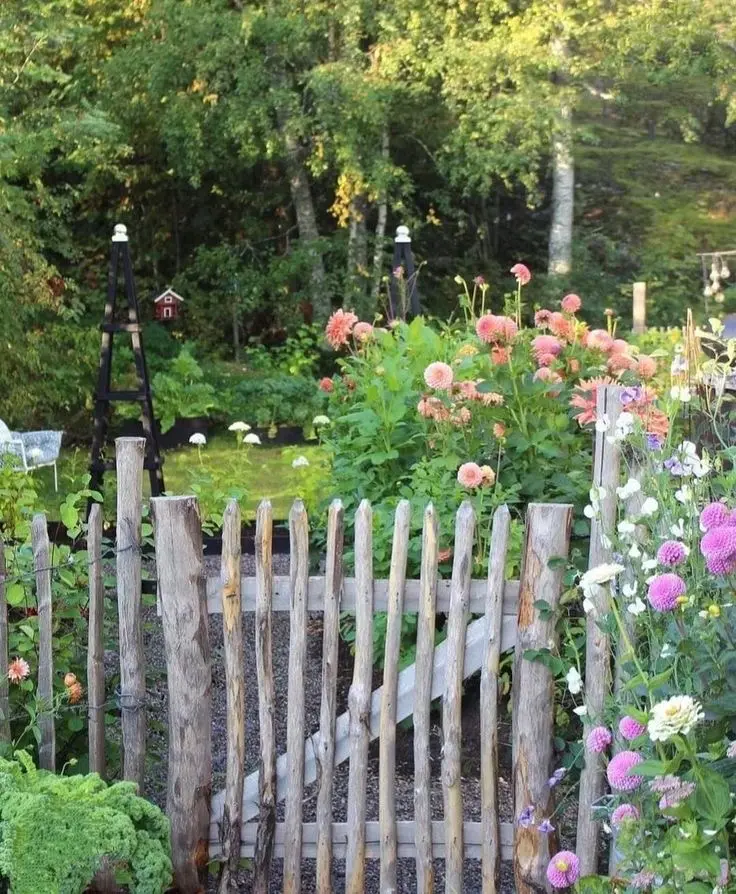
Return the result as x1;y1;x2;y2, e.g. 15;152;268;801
0;751;172;894
149;349;216;433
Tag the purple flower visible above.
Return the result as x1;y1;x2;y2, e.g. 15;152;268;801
619;716;646;740
647;573;686;612
548;767;567;788
621;386;643;406
473;275;486;286
701;525;736;561
656;540;687;567
646;433;663;451
611;803;639;827
664;456;685;476
607;751;644;791
547;852;580;889
517;805;535;828
700;502;730;531
586;726;613;754
538;819;555;833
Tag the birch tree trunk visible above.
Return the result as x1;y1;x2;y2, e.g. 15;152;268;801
547;102;574;277
370;128;390;310
347;194;369;314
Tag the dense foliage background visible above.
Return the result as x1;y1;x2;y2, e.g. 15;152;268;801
1;0;735;434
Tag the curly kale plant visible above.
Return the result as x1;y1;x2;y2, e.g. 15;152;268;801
0;752;172;894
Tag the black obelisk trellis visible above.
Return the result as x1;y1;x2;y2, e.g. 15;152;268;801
388;224;420;319
89;224;165;497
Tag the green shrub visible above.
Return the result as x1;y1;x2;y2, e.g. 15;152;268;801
218;373;326;430
0;751;171;894
148;349;217;432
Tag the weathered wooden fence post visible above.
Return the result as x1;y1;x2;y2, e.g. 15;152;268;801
443;501;475;894
345;500;374;894
512;503;573;893
87;503;106;777
152;495;212;894
218;500;245;894
632;281;646;334
0;536;10;743
116;437;146;790
32;514;55;772
481;505;511;894
379;499;410;893
577;384;622;873
414;504;438;894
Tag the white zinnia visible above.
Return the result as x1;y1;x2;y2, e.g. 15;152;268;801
312;414;331;426
566;667;583;695
189;433;206;446
648;695;704;742
243;433;261;445
228;421;251;432
291;456;309;468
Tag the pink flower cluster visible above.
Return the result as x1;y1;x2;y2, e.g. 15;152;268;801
700;501;731;530
324;310;375;350
457;462;495;489
650;775;696;810
647;573;686;612
611;803;639;827
586;726;612;753
700;521;736;575
656;540;687;567
619;715;646;740
476;314;518;345
607;750;644;791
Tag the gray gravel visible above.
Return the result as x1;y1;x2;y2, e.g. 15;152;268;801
119;551;574;893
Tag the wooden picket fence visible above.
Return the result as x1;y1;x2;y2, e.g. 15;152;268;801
0;383;628;893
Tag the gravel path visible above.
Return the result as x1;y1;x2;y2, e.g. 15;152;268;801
125;552;574;893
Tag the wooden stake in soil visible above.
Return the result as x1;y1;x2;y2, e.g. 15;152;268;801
218;500;245;894
284;500;309;894
316;501;345;894
254;500;276;894
345;501;374;894
152;495;212;894
32;514;55;772
577;385;622;875
443;501;475;894
414;504;439;894
481;505;511;894
512;503;573;894
632;281;646;335
116;437;146;791
87;503;106;777
0;536;10;743
379;499;411;893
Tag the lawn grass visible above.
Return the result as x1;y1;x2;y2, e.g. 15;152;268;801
33;434;329;522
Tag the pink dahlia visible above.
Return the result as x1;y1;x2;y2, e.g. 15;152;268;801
353;321;374;342
535;309;553;328
607;751;644;791
456;380;479;400
700;525;736;561
318;377;334;393
656;540;687;567
491;346;510;365
546;852;580;889
457;462;484;489
706;554;736;576
510;262;531;285
534;367;563;384
647;573;686;612
619;716;647;740
586;726;613;753
570;377;617;426
611;803;640;827
549;311;575;341
611;338;630;354
476;314;518;345
532;334;563;360
561;293;581;314
607;353;638;375
424;362;454;391
637;355;657;379
7;658;30;684
325;308;358;349
586;329;614;353
700;502;730;531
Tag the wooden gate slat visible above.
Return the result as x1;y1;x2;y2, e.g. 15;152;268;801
254;501;276;894
414;504;439;894
284;501;309;894
87;503;106;778
316;501;344;894
0;536;9;744
32;514;55;772
443;502;475;894
480;505;511;894
379;499;411;893
345;501;373;894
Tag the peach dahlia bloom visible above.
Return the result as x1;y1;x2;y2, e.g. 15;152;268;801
424;361;454;391
510;263;531;285
7;658;30;684
325;308;359;349
561;294;581;314
457;462;484;488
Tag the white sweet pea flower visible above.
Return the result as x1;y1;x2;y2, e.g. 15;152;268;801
579;563;625;593
566;667;583;695
642;557;658;571
583;597;595;614
661;643;675;659
618;520;636;536
639;497;659;517
676;485;693;504
573;705;588;717
628;543;642;559
584;504;596;519
616;478;641;500
595;414;610;433
622;581;638;599
671;519;686;538
614;412;635;440
670;385;691;402
628;597;646;616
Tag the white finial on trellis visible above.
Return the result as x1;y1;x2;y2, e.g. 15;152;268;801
395;225;411;243
112;223;129;242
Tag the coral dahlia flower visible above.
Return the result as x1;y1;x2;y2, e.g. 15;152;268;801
510;263;531;285
325;309;359;349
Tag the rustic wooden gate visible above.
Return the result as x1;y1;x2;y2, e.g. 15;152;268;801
151;494;574;894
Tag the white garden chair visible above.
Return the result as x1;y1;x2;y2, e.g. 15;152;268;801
0;420;63;491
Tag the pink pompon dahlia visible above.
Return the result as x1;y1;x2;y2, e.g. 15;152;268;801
561;293;581;314
586;726;613;753
611;803;640;827
549;311;575;341
353;321;374;342
325;308;359;349
607;750;644;791
476;314;518;345
706;554;736;576
532;334;563;361
611;338;630;354
619;715;647;740
424;361;454;391
637;355;657;379
7;658;30;684
701;525;736;561
510;262;531;285
700;502;730;531
535;309;553;328
318;377;334;393
457;462;484;489
534;367;563;385
647;573;686;612
607;353;638;375
656;540;687;567
546;852;580;889
586;329;615;352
